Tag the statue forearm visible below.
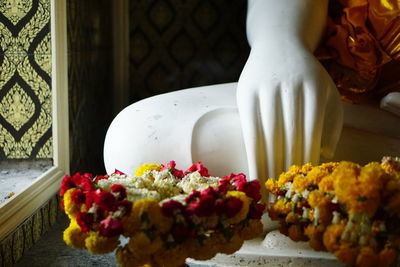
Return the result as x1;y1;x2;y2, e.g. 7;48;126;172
246;0;328;51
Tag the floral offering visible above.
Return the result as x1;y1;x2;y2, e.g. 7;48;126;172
60;161;265;267
265;156;400;267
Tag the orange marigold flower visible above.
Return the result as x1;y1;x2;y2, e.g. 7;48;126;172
285;211;300;224
379;247;398;267
304;225;326;251
288;224;307;242
334;245;358;266
323;222;345;252
356;246;379;267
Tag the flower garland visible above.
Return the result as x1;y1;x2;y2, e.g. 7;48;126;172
265;156;400;267
60;161;265;267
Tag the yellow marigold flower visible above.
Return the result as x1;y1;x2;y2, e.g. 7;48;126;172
135;163;162;176
292;174;311;192
63;219;87;249
356;247;379;267
123;199;172;236
308;191;326;207
379;247;398;267
63;188;80;218
318;174;334;192
288;224;307;242
300;163;313;174
226;191;250;224
334;162;385;217
323;222;345;252
334;245;357;266
276;164;305;187
136;199;173;233
268;199;291;220
85;231;120;254
285;211;299;224
265;178;277;193
127;232;162;256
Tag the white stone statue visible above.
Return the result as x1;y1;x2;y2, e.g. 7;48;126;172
104;0;400;265
104;0;343;194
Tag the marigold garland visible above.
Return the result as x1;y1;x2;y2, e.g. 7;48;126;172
266;156;400;267
60;161;265;267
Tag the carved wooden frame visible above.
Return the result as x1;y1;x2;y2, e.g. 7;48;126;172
0;0;69;240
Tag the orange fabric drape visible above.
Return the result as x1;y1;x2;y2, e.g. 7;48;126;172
316;0;400;102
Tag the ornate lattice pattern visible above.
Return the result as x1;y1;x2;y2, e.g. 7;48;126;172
129;0;250;103
0;0;52;159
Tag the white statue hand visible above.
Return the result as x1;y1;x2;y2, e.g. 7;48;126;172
237;45;343;182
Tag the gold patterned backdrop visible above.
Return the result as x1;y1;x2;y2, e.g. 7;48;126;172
0;0;52;159
129;0;249;103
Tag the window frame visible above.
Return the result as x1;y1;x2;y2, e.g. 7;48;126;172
0;0;69;240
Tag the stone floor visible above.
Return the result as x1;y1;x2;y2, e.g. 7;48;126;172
14;214;211;267
15;215;118;267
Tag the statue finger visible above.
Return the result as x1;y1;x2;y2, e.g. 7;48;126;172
281;82;304;170
259;86;284;179
303;83;324;164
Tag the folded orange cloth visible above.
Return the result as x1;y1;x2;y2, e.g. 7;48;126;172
316;0;400;102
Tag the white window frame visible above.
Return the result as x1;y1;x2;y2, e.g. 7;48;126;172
0;0;69;240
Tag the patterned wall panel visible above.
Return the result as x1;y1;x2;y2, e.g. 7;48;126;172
67;0;113;174
129;0;250;103
0;0;52;159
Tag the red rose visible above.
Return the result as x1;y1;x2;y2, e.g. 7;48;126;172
113;169;125;175
61;198;65;210
249;203;265;219
215;184;228;195
234;178;261;202
99;217;123;237
71;189;86;205
95;175;109;183
71;173;94;192
160;161;185;178
185;162;210;177
232;173;247;188
85;191;95;209
161;200;184;217
60;175;75;196
115;200;132;215
110;184;127;200
225;197;243;218
200;186;219;198
187;194;215;217
171;225;196;241
94;189;116;211
76;212;94;232
215;199;227;214
185;190;200;203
